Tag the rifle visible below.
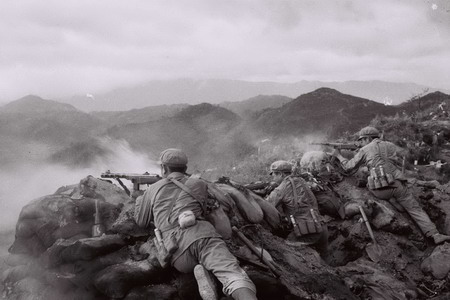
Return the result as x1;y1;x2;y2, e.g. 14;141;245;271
310;142;359;150
100;171;162;196
244;181;279;195
217;176;278;197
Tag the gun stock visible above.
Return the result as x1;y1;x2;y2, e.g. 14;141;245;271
310;142;359;150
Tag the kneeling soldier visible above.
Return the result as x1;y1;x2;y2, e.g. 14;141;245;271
266;160;329;260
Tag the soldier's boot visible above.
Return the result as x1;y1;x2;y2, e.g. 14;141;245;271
231;287;258;300
194;264;218;300
432;233;450;244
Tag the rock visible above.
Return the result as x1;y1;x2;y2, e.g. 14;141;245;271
39;239;78;268
110;200;151;237
2;264;42;283
68;175;130;206
9;234;46;256
15;277;47;296
421;242;450;279
5;254;34;267
4;172;450;299
337;259;417;300
94;259;167;299
40;234;126;268
248;271;297;300
371;200;396;229
327;221;367;266
124;284;178;300
57;247;131;291
60;234;127;263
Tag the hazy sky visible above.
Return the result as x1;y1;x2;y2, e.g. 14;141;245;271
0;0;449;102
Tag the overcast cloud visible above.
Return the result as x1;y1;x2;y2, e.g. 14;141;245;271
0;0;449;102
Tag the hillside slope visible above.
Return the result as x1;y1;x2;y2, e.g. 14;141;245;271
219;95;292;117
252;88;398;138
105;103;250;168
0;96;102;166
91;103;189;127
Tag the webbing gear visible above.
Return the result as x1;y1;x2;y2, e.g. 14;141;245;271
169;177;207;213
288;176;318;208
366;141;396;190
287;176;322;236
150;176;205;233
158;177;207;232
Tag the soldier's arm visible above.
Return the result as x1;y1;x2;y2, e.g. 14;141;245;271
134;191;153;228
336;149;366;171
266;186;284;208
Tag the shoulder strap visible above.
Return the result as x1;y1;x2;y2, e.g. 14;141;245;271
153;176;207;232
288;176;317;207
287;176;299;205
169;178;206;213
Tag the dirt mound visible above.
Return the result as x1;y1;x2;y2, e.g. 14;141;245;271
2;174;450;299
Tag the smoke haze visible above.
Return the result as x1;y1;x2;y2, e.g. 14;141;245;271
0;137;158;230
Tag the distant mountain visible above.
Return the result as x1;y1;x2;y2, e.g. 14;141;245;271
252;88;398;138
1;95;77;114
398;91;450;114
219;95;292;117
106;103;250;169
91;103;188;127
0;95;102;166
3;89;449;169
61;79;448;112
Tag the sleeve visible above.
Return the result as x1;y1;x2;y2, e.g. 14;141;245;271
266;185;284;208
134;190;153;228
338;149;366;172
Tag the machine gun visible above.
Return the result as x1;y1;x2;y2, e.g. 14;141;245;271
310;142;359;150
101;171;162;197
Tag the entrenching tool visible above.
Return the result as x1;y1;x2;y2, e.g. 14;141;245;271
92;199;105;237
358;206;383;262
232;226;281;278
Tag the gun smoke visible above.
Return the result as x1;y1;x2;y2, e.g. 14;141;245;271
0;137;158;231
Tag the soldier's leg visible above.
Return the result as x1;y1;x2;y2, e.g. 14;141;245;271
371;181;450;244
391;182;438;237
193;237;257;299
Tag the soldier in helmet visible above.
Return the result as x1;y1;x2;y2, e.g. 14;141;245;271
134;148;257;300
331;126;450;245
266;160;329;260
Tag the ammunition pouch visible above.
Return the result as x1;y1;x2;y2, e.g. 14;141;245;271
292;217;323;238
153;232;179;268
367;172;395;190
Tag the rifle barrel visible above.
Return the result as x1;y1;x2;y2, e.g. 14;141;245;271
310;142;358;150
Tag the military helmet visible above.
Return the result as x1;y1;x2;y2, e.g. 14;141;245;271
357;126;380;141
269;160;292;174
158;148;188;167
